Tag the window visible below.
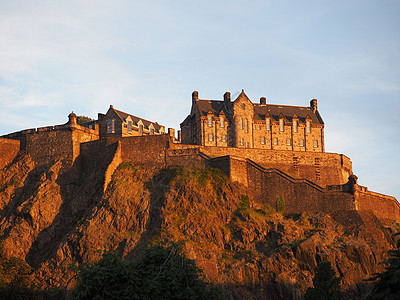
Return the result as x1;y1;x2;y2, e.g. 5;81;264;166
150;128;154;135
279;119;284;132
208;133;214;141
306;121;311;133
273;138;278;145
139;124;143;135
246;142;249;148
300;139;305;147
222;135;227;142
245;118;248;133
258;125;261;130
266;119;271;130
106;119;115;134
240;118;244;129
242;103;245;109
127;121;132;133
220;116;224;127
314;140;318;147
286;138;292;146
261;137;266;145
240;138;244;146
293;120;298;133
208;116;213;127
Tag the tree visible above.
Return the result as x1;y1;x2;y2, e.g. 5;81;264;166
304;261;346;300
366;245;400;300
71;244;226;300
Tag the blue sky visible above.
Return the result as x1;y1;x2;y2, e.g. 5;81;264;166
0;0;399;199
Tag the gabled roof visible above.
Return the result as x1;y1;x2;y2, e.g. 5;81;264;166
110;107;162;130
191;96;323;125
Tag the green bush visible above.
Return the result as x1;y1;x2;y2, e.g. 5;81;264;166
304;261;346;300
71;244;227;300
276;196;285;213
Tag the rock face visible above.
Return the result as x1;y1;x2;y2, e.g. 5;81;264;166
0;156;398;299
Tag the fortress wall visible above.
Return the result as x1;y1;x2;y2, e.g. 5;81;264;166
0;138;20;169
106;135;170;166
247;161;356;214
355;190;400;225
25;128;74;167
170;143;352;186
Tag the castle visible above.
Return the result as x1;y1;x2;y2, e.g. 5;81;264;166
0;90;399;226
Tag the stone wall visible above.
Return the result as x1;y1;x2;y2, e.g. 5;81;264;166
0;138;20;169
355;189;400;225
169;143;352;187
105;135;170;166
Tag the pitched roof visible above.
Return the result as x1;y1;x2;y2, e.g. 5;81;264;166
193;96;323;125
111;107;163;130
254;103;323;124
195;100;226;117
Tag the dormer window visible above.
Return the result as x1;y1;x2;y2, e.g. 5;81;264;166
266;118;271;130
106;119;115;134
127;121;132;133
139;124;143;135
293;120;298;133
150;128;154;135
208;116;213;127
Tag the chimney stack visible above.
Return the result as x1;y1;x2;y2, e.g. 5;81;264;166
260;97;266;105
192;91;199;102
223;92;231;103
310;99;317;112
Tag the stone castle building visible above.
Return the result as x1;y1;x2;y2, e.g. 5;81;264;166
181;90;323;152
1;90;399;225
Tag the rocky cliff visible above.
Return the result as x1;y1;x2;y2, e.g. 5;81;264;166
0;154;398;299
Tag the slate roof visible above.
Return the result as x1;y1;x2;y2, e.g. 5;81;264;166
193;96;323;125
111;107;163;130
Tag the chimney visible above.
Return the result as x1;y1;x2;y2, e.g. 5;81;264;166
310;99;317;112
168;128;176;141
192;91;199;102
224;92;231;103
260;97;266;105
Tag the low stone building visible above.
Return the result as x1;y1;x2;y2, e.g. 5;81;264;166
98;105;165;138
181;90;324;152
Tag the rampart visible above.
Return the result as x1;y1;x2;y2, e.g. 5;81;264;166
0;138;20;169
1;131;398;225
2;122;99;169
168;143;352;187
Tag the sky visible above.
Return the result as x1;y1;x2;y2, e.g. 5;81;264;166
0;0;399;200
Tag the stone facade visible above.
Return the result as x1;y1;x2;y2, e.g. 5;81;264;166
181;90;324;152
98;105;165;139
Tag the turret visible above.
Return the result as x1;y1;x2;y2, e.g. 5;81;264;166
68;111;77;125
